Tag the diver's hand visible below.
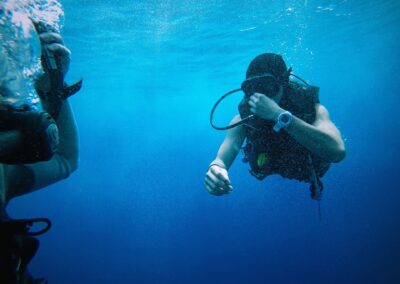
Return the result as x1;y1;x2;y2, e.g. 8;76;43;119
248;92;284;121
205;164;233;196
35;32;71;95
39;32;71;78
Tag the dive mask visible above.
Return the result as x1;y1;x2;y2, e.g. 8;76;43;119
241;73;282;98
209;68;313;131
210;73;285;130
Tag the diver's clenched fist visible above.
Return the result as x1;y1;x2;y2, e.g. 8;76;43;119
205;164;233;196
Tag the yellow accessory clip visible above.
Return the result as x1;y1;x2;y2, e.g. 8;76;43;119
257;153;267;167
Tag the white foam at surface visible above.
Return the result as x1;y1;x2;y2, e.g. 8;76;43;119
0;0;64;110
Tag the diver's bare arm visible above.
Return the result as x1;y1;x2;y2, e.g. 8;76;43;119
4;101;79;201
211;115;246;170
285;104;345;163
23;100;79;189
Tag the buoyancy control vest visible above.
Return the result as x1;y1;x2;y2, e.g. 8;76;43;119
238;81;331;183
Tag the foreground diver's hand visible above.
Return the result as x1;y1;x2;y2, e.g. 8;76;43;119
248;92;284;121
38;32;71;78
205;164;233;196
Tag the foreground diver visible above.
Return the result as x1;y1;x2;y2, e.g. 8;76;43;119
205;53;345;203
0;2;81;283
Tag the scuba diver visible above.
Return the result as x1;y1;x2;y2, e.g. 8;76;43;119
0;5;81;284
206;53;345;207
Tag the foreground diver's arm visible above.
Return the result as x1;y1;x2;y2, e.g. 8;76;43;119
205;115;246;196
3;100;79;202
3;23;79;194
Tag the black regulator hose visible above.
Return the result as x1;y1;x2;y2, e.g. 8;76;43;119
210;88;254;130
0;218;52;237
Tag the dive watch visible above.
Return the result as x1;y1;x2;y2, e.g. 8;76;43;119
273;111;293;132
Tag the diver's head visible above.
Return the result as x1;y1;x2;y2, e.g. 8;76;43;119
241;53;290;102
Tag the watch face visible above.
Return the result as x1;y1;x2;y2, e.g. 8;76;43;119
281;114;290;123
279;112;292;126
273;112;292;132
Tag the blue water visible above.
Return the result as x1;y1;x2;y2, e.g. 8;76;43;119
8;0;400;283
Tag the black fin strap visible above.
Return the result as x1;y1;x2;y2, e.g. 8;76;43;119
39;79;83;119
63;79;83;99
34;20;83;118
47;67;64;95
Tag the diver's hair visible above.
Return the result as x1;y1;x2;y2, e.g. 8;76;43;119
246;53;289;82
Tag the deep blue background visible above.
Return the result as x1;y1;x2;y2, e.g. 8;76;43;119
9;0;400;283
